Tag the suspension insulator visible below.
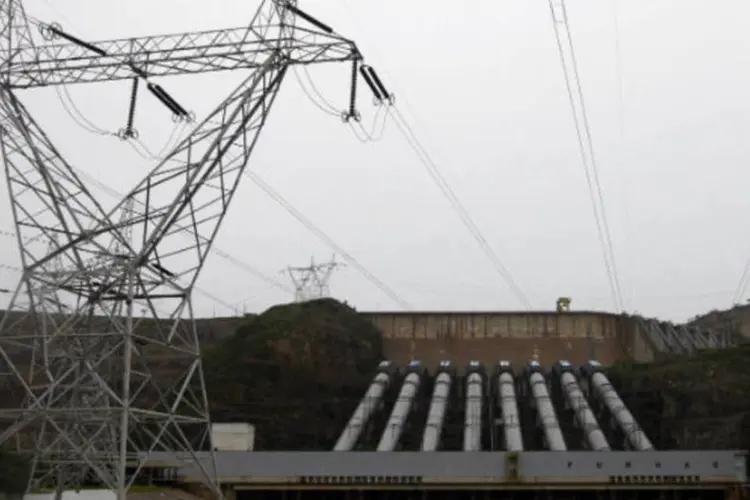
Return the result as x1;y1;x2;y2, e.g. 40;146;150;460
147;83;180;115
157;85;188;116
346;59;359;121
286;4;334;34
48;26;107;56
366;67;391;102
147;83;188;117
359;65;383;101
125;77;139;136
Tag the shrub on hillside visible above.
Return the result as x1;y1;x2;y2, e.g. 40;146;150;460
203;298;383;450
0;448;30;495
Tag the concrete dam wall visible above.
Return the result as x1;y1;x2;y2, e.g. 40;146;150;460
361;311;669;368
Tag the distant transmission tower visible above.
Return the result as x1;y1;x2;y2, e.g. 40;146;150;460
0;0;393;497
284;255;345;302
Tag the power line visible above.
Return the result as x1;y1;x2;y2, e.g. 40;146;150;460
293;64;388;143
387;107;532;309
166;56;409;308
611;0;629;306
732;256;750;304
292;66;340;118
349;105;389;143
244;170;412;310
292;66;524;309
548;0;624;312
612;0;625;159
333;3;532;309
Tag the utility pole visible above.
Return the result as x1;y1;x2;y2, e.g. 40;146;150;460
283;255;346;302
0;0;393;497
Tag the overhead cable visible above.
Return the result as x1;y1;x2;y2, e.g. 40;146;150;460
331;5;532;308
388;106;532;309
242;170;412;310
548;0;624;312
732;257;750;304
293;64;387;143
300;60;530;307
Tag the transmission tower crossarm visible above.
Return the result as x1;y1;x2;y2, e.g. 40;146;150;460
2;25;359;88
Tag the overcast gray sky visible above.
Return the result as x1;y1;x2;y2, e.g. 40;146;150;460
1;0;749;322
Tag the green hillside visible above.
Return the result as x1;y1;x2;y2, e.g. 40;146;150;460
203;298;384;449
608;345;750;449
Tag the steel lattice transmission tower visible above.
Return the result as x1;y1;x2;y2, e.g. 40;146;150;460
0;0;392;496
284;255;345;302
